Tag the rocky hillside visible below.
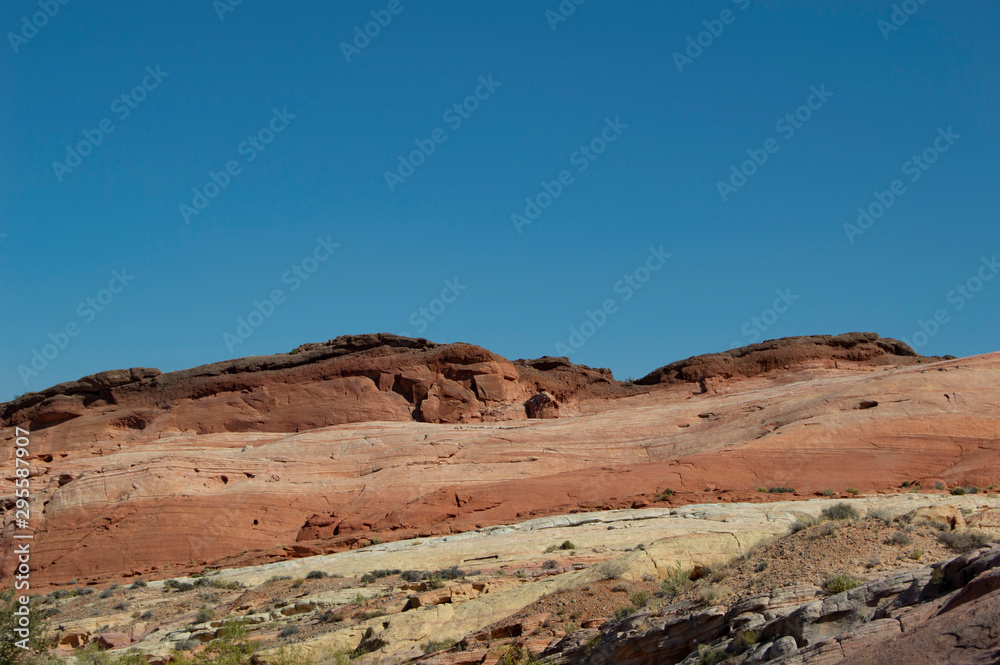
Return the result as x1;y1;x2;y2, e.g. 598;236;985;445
2;334;996;587
23;496;1000;665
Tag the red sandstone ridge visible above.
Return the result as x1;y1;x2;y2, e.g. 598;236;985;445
637;332;937;390
0;334;626;452
3;332;991;587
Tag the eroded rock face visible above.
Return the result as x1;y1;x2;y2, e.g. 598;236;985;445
636;333;933;387
0;335;619;446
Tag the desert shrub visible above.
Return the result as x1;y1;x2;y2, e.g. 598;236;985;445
697;585;730;605
661;565;693;596
424;576;445;589
278;625;300;638
431;567;463;580
950;487;966;496
934;481;945;490
266;575;292;584
140;610;154;620
515;570;527;579
542;560;559;570
113;602;129;612
195;607;215;623
190;618;256;665
910;547;923;560
768;487;796;494
754;560;768;572
630;590;650;608
789;516;817;533
422;640;456;654
99;588;115;599
130;580;148;589
820;489;835;496
1;590;50;665
291;579;305;588
867;507;895;525
370;568;402;579
697;643;728;665
359;609;385;620
886;531;912;546
822;503;859;521
165;579;196;592
845;487;859;495
305;570;327;580
209;579;242;591
613;605;636;620
320;611;344;623
359;574;376;585
756;487;768;493
497;644;545;665
824;573;860;594
938;530;991;552
731;629;761;654
78;588;94;596
658;488;674;499
400;570;423;583
559;541;576;550
807;522;840;539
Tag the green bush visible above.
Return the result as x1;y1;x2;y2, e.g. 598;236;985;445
559;541;576;550
661;565;692;597
731;629;761;654
934;481;945;490
768;487;796;494
697;643;728;665
822;503;859;521
542;560;558;570
195;607;215;624
1;590;51;665
824;573;860;594
130;580;148;589
630;590;650;608
845;487;859;495
613;605;636;620
820;489;835;497
305;570;327;580
950;487;966;496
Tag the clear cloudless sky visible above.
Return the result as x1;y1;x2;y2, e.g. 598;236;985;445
2;1;999;401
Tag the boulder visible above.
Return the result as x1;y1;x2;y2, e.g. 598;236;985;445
904;506;966;531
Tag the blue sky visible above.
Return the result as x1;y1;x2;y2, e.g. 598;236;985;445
2;1;998;400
